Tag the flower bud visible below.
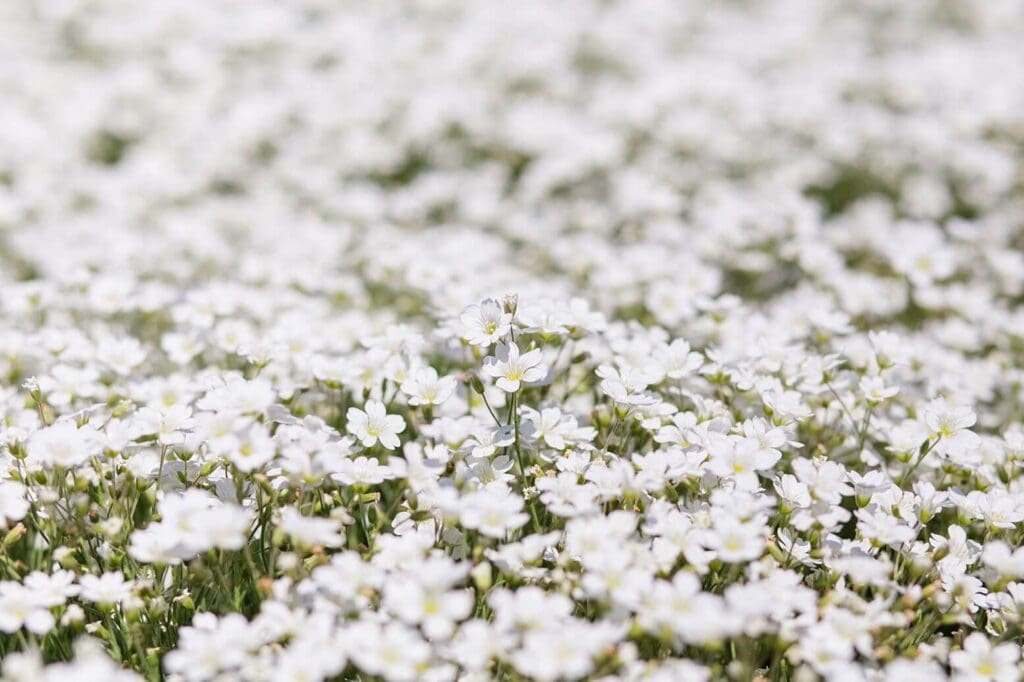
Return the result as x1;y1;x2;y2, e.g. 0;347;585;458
470;561;492;592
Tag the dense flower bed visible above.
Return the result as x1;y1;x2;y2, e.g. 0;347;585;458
2;1;1024;680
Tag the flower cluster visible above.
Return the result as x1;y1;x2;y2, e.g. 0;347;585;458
2;0;1024;680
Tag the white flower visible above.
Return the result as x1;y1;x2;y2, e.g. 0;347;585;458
977;491;1024;529
383;558;472;640
930;525;981;577
656;339;704;379
36;365;101;407
460;299;513;347
278;507;345;548
512;620;624;682
596;365;660;407
706;517;766;563
982;541;1024;578
792;458;852;504
400;367;457;407
0;581;56;635
347;400;406;450
134;405;195;446
164;612;253;681
96;336;147;375
925;398;981;460
522;407;575;450
78;572;135;606
0;481;29;529
332;456;395;486
950;632;1019;682
860;375;899;404
706;433;779;490
23;570;78;608
129;491;252;564
638;572;731;643
26;420;99;469
197;378;276;415
460;489;530;538
348;622;431;681
465;424;516;459
226;425;277;472
856;508;917;548
482;342;547;393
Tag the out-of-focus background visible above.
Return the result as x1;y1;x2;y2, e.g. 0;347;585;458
0;0;1022;317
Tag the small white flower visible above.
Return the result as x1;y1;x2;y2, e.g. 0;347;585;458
482;342;548;393
950;632;1019;682
333;456;395;486
400;367;457;407
707;517;766;563
26;420;99;469
79;572;135;606
278;507;345;547
460;299;513;347
982;541;1024;578
925;398;981;461
226;425;276;472
0;582;56;635
346;400;406;450
460;489;530;538
0;481;29;529
859;375;899;404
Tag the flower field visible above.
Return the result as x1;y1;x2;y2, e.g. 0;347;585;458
1;1;1024;680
